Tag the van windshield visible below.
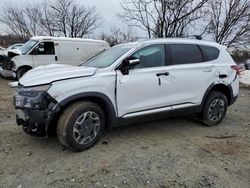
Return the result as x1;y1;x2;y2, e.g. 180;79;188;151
83;46;131;68
21;40;38;54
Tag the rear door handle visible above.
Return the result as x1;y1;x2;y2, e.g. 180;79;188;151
156;72;170;77
55;56;58;61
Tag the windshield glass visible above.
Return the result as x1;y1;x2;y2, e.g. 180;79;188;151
83;45;132;68
20;40;38;54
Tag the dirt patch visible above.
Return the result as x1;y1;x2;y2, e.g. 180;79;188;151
201;137;250;156
0;78;250;188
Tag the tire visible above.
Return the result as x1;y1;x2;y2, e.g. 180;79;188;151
16;67;31;80
57;101;105;151
200;91;228;126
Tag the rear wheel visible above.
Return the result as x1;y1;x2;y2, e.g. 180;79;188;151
200;91;228;126
16;67;31;80
57;101;105;151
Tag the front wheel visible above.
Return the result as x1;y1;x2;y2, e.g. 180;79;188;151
57;101;105;151
200;91;228;126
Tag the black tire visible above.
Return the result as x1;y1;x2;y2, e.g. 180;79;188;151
16;67;31;80
200;91;228;126
57;101;105;151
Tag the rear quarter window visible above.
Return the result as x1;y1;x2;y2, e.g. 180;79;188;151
169;44;203;64
200;45;220;62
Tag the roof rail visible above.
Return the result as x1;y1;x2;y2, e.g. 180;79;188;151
134;37;148;42
182;35;202;40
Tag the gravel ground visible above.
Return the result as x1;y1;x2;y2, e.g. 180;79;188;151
0;78;249;188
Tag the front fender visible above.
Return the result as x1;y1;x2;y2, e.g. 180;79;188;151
12;55;33;71
53;92;118;127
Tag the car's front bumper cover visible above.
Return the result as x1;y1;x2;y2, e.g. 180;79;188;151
16;108;56;137
14;90;58;137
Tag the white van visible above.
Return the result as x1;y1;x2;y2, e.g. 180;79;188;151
3;36;109;79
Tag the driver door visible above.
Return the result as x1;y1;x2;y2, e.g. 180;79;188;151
31;42;57;68
116;44;174;117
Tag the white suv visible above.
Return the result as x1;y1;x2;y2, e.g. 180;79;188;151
14;38;240;151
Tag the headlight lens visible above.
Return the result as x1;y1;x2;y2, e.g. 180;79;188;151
26;85;51;91
15;84;52;109
18;85;51;97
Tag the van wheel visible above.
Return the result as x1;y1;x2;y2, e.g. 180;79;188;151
57;101;105;151
16;67;31;80
200;91;228;126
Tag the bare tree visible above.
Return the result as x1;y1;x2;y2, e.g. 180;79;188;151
68;5;101;38
119;0;208;38
24;5;43;37
50;0;73;37
39;3;60;36
205;0;250;47
100;27;136;46
0;5;42;39
50;0;102;37
0;0;102;39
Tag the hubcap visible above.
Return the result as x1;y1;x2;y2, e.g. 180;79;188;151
73;111;100;145
208;99;225;121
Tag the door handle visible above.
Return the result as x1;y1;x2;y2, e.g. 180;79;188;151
156;72;170;77
55;56;58;61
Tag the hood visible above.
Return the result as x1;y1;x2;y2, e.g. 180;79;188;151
9;48;22;55
3;48;21;56
8;49;21;60
19;64;97;87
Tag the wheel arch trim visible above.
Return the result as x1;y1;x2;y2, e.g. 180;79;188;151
54;92;118;127
202;83;234;107
16;65;33;73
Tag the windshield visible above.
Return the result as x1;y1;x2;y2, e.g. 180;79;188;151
20;40;38;54
83;45;132;68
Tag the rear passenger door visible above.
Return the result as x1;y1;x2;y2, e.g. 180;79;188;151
167;44;215;107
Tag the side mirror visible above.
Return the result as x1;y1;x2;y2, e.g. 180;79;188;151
120;58;140;75
128;59;140;66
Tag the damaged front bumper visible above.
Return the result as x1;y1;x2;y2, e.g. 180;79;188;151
14;87;58;137
16;108;55;137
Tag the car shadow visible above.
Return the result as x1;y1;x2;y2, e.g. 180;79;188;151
27;115;204;153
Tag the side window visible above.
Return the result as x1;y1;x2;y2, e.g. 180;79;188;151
200;45;220;62
169;44;203;64
130;45;165;68
32;42;55;55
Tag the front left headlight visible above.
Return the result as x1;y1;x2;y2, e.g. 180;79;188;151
15;84;52;109
18;84;51;97
25;84;51;91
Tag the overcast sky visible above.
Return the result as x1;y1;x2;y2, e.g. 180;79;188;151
0;0;126;35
